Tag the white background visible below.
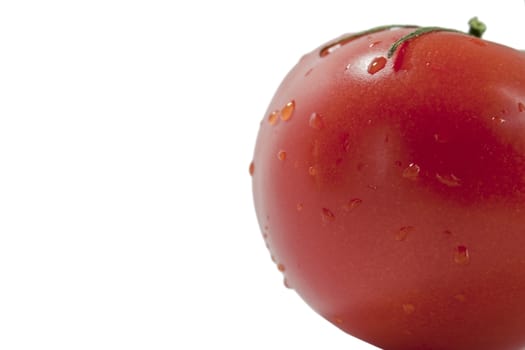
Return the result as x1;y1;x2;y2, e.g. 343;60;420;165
1;1;524;349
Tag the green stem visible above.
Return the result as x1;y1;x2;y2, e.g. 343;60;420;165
387;18;487;58
387;27;462;58
320;18;487;60
319;24;419;57
468;17;486;38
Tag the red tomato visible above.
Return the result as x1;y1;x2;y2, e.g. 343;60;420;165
251;24;525;350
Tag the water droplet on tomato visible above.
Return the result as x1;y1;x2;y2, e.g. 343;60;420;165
333;317;344;324
469;37;488;47
320;43;342;57
277;150;287;161
281;100;295;121
343;198;362;211
249;161;255;176
321;208;335;222
491;116;506;124
277;263;286;272
519;102;525;112
320;35;361;57
367;184;378;190
308;166;317;176
268;110;279;125
369;40;382;48
402;303;415;315
309;112;324;129
396;226;415;241
433;133;448;143
283;277;292;289
454;293;466;302
454;245;470;265
436;173;461;187
402;163;421;180
367;56;387;74
296;203;304;211
342;134;351;152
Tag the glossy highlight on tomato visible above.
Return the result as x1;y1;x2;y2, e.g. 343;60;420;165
251;24;525;350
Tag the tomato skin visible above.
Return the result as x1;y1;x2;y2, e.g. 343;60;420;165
252;27;525;350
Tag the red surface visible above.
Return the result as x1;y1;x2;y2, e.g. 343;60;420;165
251;27;525;350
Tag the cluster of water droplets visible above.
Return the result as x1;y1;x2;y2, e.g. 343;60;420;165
248;33;504;302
